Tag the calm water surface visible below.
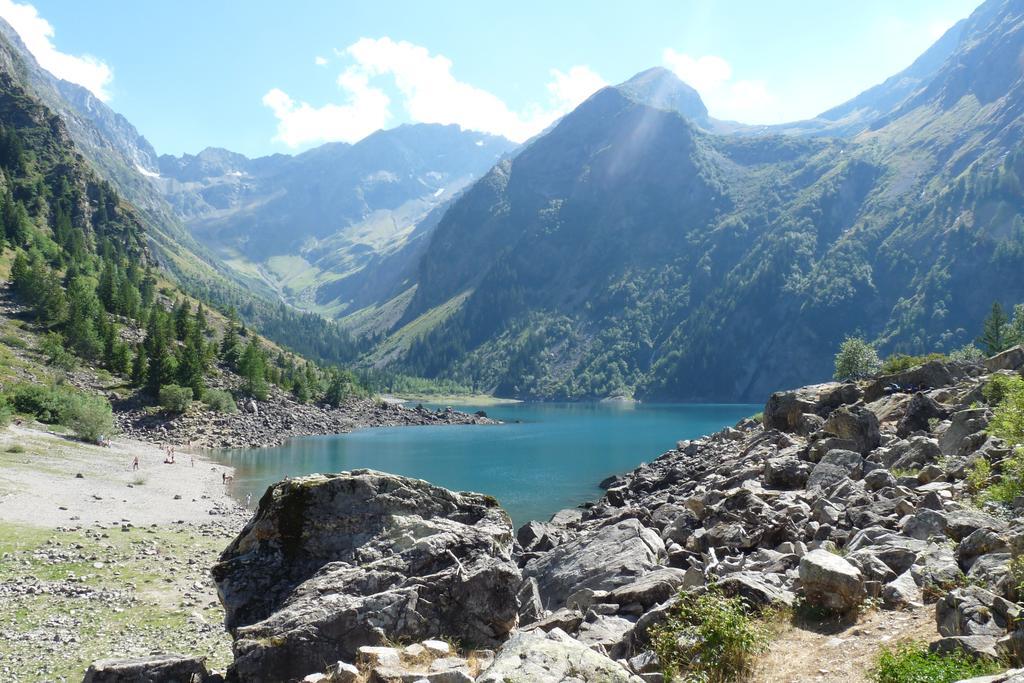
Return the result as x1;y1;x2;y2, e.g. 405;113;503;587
214;402;758;526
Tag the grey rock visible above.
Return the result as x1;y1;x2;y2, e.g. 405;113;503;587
798;549;865;612
897;393;949;438
930;635;1000;660
984;346;1024;373
476;628;644;682
82;654;209;683
764;383;861;433
821;406;881;455
882;570;923;608
937;587;1011;637
523;518;665;610
214;471;520;683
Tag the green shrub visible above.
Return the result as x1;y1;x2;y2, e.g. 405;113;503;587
650;588;771;682
0;397;12;428
948;345;985;363
880;353;947;375
39;332;76;371
202;388;237;413
4;383;113;443
6;444;25;453
63;394;114;444
7;383;75;423
158;384;193;414
983;374;1023;406
834;337;881;381
982;375;1024;503
870;642;1002;683
0;334;27;349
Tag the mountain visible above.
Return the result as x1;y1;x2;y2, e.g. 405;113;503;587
359;0;1024;401
155;125;516;318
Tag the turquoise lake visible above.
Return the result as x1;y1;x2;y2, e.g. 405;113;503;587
214;402;759;527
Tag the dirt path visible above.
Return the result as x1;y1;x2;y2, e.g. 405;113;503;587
752;605;937;682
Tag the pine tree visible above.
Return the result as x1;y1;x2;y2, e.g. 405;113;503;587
238;337;268;400
64;276;103;359
177;321;207;399
130;343;147;387
173;299;192;340
980;302;1011;355
220;308;242;368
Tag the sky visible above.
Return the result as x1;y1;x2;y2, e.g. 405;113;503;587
0;0;983;158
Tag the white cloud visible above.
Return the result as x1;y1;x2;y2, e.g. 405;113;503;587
264;37;605;147
0;0;112;100
314;55;328;66
547;65;606;111
262;69;391;148
662;48;772;121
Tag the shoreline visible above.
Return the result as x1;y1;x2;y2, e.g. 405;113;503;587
0;425;242;528
115;392;500;451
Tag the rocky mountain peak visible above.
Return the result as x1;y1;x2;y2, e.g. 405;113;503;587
615;66;709;124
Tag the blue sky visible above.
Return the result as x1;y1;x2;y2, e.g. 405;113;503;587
0;0;982;158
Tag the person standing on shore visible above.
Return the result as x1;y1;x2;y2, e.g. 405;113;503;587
131;456;139;471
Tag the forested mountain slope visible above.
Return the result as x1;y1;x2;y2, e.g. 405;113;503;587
365;0;1024;401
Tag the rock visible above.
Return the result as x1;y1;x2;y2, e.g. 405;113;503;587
937;587;1012;637
326;661;359;683
763;455;812;489
903;509;949;541
82;654;209;682
865;361;957;402
930;635;1000;661
763;383;861;432
718;571;795;608
517;577;544;625
523;518;665;609
864;468;897;491
476;628;644;682
897;393;949;437
984;346;1024;373
882;570;923;609
940;409;991;457
821;406;881;455
807;449;864;491
606;568;689;609
215;471;520;683
798;549;866;612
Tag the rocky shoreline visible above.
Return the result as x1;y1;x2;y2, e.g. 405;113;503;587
115;387;498;450
75;345;1024;681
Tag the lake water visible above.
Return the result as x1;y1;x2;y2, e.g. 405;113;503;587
214;402;759;527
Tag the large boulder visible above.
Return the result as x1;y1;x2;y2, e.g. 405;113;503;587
865;360;957;402
798;549;866;612
939;409;991;457
476;628;643;682
82;654;210;683
764;383;862;433
807;449;864;491
523;518;665;609
897;393;949;437
821;406;881;455
212;471;520;683
985;346;1024;373
937;586;1014;637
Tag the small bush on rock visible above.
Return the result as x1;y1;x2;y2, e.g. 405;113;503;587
650;588;770;682
834;337;881;382
880;353;946;375
202;388;237;413
870;642;1001;683
159;384;193;414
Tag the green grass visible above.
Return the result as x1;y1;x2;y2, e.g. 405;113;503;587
870;642;1003;683
0;521;234;680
